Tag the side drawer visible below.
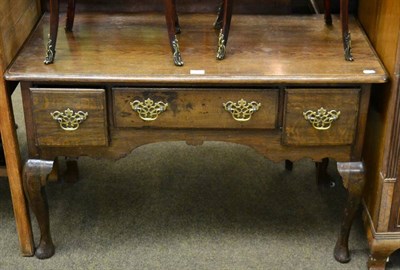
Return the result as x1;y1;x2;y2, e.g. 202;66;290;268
113;88;279;129
283;88;360;146
30;88;108;146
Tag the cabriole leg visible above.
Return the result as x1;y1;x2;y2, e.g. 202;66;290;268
23;159;56;259
334;161;365;263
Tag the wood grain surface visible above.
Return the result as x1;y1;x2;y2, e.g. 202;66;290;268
113;88;278;129
30;88;108;146
6;13;387;84
283;88;360;146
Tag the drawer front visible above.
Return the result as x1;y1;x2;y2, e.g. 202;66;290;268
283;88;360;146
113;88;278;129
31;88;108;146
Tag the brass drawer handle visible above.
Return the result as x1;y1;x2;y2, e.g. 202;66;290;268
50;108;88;131
303;107;341;130
223;99;261;122
130;98;168;121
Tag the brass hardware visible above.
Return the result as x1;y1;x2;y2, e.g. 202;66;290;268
216;29;226;60
344;32;353;61
223;99;261;122
50;108;88;131
303;107;341;130
172;35;184;66
44;36;55;65
130;98;168;121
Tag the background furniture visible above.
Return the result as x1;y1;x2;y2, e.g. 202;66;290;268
0;0;42;256
357;0;400;269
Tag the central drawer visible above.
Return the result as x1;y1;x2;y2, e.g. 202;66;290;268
113;88;279;129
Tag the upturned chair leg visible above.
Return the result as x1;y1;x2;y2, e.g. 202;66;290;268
216;0;233;60
324;0;352;61
340;0;353;61
44;0;60;64
165;0;183;66
65;0;76;32
324;0;332;25
172;1;181;34
214;1;224;30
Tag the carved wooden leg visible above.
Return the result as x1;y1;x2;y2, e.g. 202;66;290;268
23;159;55;259
164;0;183;66
334;162;365;263
44;0;60;64
216;0;233;60
64;157;79;183
213;0;224;30
65;0;76;32
285;160;293;171
340;0;353;61
315;158;335;188
324;0;332;25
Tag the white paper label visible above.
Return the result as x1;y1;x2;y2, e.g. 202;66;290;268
190;70;206;75
363;69;376;74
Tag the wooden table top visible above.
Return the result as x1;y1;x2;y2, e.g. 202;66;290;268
5;13;388;85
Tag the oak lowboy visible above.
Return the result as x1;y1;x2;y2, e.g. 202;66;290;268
6;13;387;262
